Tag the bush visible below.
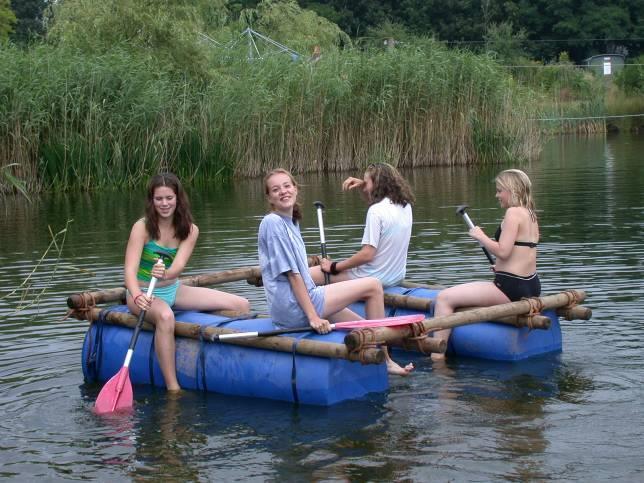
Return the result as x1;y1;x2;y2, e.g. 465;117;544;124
614;55;644;95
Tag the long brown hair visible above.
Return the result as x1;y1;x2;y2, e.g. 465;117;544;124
263;168;302;222
145;173;193;240
366;162;415;207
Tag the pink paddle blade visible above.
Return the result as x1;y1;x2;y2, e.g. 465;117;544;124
334;313;425;330
94;367;134;415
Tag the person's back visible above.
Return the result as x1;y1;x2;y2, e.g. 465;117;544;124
350;197;412;287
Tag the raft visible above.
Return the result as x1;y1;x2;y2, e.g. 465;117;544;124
82;307;387;406
353;287;562;361
80;285;565;406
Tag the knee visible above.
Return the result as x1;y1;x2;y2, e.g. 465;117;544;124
237;297;251;313
367;278;384;297
434;290;456;314
155;311;175;333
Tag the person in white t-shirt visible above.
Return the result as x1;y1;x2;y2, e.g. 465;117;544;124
311;162;414;288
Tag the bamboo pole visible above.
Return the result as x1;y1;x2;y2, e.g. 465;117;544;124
384;293;433;311
400;280;446;290
557;305;592;320
345;290;586;352
387;334;446;355
80;307;385;364
67;257;320;309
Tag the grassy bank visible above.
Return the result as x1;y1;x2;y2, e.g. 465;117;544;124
1;41;541;193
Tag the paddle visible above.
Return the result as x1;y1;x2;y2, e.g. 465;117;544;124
94;261;162;414
313;200;330;285
456;205;495;265
211;313;425;341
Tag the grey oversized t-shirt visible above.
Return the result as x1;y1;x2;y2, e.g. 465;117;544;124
258;212;325;328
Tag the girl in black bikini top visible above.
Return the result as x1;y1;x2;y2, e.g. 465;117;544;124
495;226;538;248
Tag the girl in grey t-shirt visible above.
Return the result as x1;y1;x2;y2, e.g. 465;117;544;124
258;168;414;376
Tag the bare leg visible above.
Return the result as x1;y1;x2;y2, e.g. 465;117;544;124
174;285;250;313
431;281;510;361
321;278;413;376
127;294;181;391
310;265;352;286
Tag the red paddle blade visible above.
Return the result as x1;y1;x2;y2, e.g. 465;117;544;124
94;367;134;415
335;313;425;330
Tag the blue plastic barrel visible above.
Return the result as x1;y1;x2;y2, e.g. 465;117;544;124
82;306;387;406
351;286;562;361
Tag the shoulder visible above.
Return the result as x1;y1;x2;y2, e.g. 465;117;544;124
260;213;288;233
504;207;529;224
187;223;199;239
130;218;148;237
368;198;388;213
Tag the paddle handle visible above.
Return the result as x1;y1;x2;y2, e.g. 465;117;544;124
211;314;426;341
123;261;162;367
213;324;337;341
314;201;331;285
457;206;496;265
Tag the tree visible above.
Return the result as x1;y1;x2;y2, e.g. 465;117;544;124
0;0;17;41
239;0;350;51
47;0;229;78
484;22;527;64
9;0;47;44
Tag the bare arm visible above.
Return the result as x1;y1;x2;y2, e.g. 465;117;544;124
319;244;377;273
164;224;199;280
124;220;147;299
287;271;331;333
342;177;364;191
470;208;521;260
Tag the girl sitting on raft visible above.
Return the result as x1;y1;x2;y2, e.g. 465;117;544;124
310;162;414;288
431;169;541;361
124;173;250;390
258;168;413;376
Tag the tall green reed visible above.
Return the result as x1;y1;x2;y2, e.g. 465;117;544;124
0;40;541;193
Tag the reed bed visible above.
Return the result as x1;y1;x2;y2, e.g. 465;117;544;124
0;40;541;192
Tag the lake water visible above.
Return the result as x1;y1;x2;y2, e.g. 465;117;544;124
1;134;643;481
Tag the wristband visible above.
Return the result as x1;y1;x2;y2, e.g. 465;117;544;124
134;293;144;305
330;261;340;275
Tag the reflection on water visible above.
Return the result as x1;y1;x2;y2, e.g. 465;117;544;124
1;133;643;480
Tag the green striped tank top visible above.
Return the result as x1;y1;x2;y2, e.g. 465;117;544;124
137;240;178;282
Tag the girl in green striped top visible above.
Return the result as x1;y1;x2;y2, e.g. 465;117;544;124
124;173;250;391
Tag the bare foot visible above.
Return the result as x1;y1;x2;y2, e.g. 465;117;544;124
386;359;415;376
431;352;446;362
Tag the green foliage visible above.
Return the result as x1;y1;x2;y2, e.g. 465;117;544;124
614;55;644;95
239;0;350;51
47;0;228;79
362;20;415;48
9;0;47;44
484;22;527;65
0;0;17;41
299;0;643;63
0;36;542;192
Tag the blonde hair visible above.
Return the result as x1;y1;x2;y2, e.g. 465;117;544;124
263;168;302;222
495;169;537;220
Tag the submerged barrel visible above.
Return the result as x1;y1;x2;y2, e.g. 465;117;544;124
82;306;387;406
352;286;562;361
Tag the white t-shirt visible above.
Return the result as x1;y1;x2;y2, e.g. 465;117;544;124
349;197;412;287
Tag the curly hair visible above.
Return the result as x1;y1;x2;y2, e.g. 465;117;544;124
365;162;415;207
263;168;303;222
145;173;193;241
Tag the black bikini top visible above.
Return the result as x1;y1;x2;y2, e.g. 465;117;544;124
495;226;538;248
